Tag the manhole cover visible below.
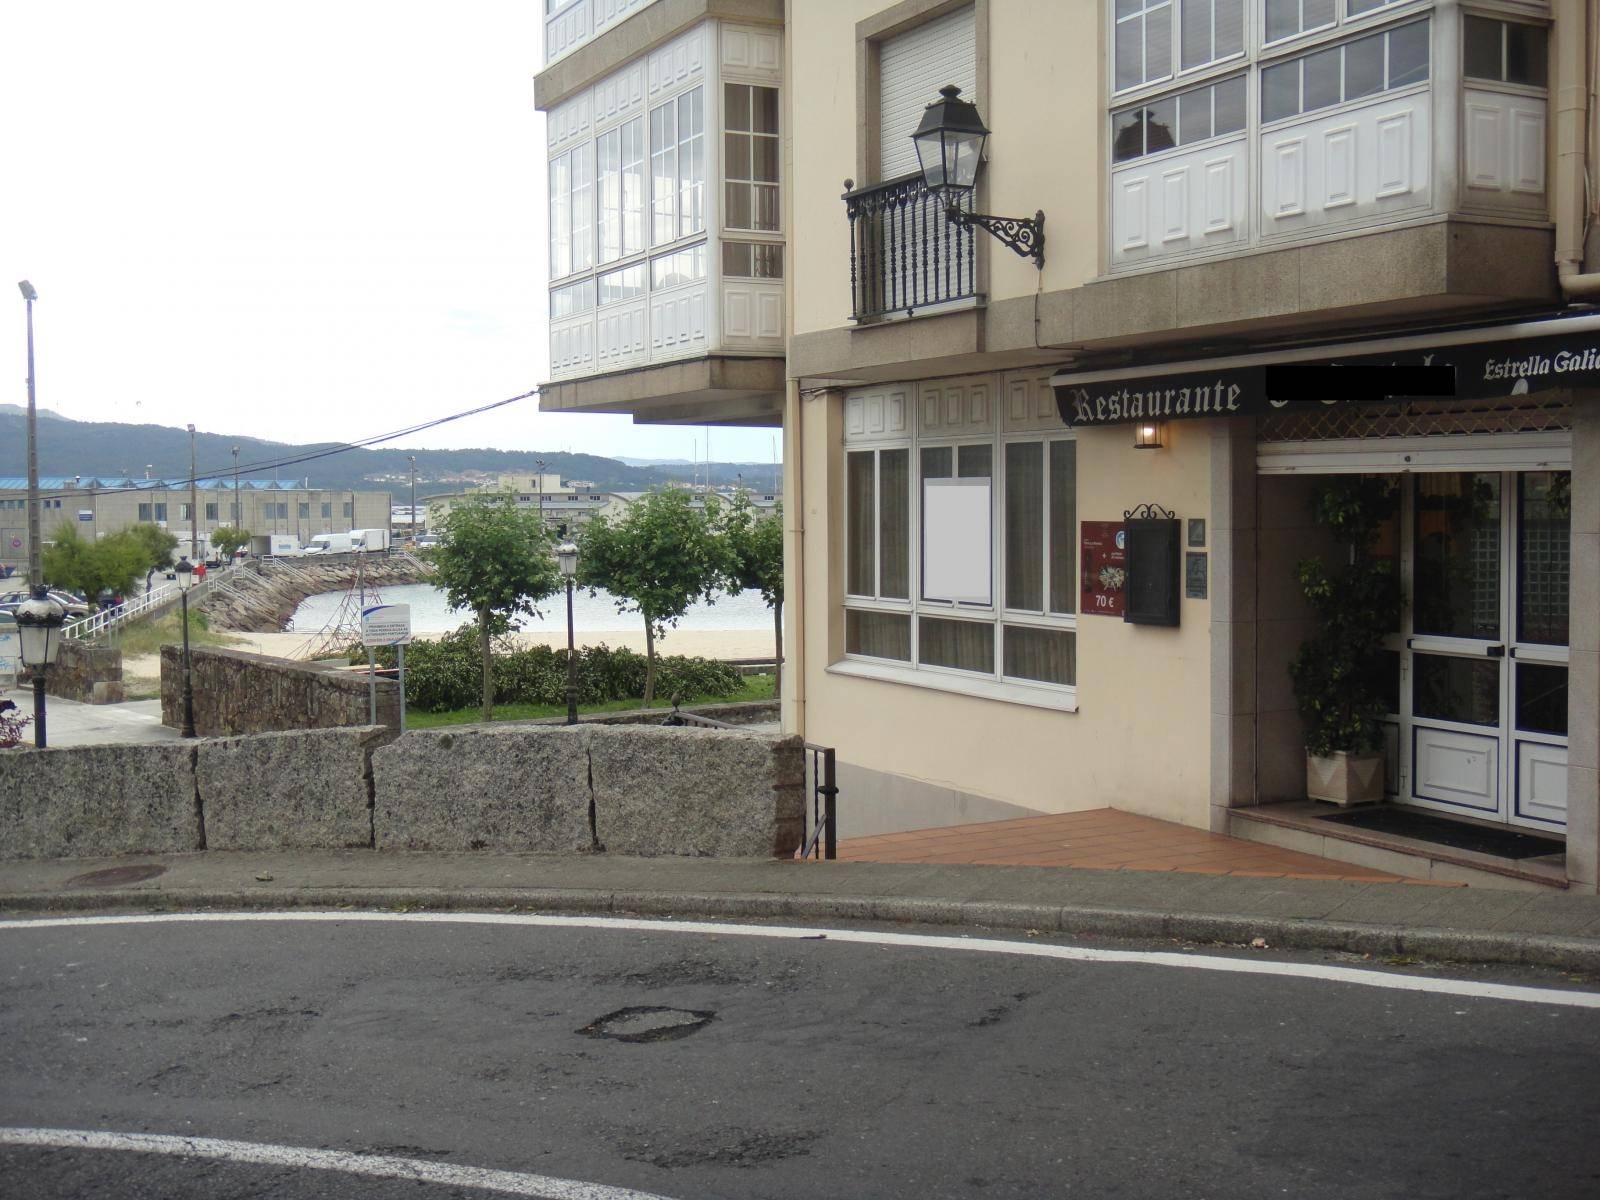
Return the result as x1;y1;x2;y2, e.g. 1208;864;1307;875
63;864;168;888
577;1006;715;1043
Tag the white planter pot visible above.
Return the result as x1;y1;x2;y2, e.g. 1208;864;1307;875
1306;751;1384;806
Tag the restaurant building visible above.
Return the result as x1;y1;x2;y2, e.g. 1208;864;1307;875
537;0;1600;891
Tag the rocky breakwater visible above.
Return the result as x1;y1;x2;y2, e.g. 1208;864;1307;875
199;553;433;632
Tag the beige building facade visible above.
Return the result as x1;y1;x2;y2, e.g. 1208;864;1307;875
0;477;392;572
537;0;1600;892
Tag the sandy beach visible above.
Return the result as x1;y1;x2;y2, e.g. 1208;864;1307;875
120;626;777;692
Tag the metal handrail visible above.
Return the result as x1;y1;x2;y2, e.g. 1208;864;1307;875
798;743;838;861
61;562;236;642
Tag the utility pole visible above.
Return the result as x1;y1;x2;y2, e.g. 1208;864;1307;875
188;424;199;564
18;282;41;588
408;455;417;544
231;445;241;527
535;457;546;531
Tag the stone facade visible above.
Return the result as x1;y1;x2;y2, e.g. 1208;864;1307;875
196;727;383;851
22;640;125;705
160;645;401;736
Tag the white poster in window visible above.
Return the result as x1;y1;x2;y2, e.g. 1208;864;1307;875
922;477;991;604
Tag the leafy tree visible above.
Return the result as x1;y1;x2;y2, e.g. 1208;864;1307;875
125;523;179;584
724;495;785;695
210;525;251;561
42;525;149;604
431;496;562;722
578;489;735;706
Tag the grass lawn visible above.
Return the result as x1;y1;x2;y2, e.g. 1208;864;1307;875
113;611;237;658
405;672;776;729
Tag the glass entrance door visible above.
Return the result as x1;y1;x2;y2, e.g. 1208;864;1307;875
1388;471;1570;829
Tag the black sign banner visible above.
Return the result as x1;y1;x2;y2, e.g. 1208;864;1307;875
1053;322;1600;428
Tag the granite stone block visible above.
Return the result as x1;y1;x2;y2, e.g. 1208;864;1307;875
196;726;384;851
0;742;200;859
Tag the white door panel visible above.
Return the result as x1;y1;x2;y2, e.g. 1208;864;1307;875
1413;726;1500;813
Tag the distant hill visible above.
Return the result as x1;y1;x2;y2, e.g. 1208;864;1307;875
0;410;781;498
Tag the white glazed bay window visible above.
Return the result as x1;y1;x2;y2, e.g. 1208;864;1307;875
1109;2;1449;270
546;22;784;379
841;378;1078;709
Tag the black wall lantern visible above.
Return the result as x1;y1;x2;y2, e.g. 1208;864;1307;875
912;85;1046;269
1133;421;1165;450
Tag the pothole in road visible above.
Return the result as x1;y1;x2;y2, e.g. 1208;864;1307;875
578;1006;715;1043
63;864;168;888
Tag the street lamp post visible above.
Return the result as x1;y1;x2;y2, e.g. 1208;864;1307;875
556;540;579;726
408;456;417;545
187;424;199;564
15;587;65;749
174;557;198;738
231;445;241;526
18;281;41;589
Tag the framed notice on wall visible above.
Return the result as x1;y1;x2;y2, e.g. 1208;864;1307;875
1080;521;1126;617
922;477;991;604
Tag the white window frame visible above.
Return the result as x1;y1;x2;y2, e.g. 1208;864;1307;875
1262;0;1339;50
597;116;645;265
723;82;781;233
1114;0;1177;95
840;400;1079;711
1178;0;1248;75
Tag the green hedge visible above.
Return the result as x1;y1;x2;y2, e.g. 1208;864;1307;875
355;624;745;713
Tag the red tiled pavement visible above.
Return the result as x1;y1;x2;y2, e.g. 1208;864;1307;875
834;807;1438;883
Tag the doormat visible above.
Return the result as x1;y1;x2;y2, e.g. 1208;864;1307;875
1319;807;1564;860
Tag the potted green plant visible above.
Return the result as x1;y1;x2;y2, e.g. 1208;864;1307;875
1289;477;1403;806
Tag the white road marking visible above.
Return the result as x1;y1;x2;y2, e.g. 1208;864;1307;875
3;910;1598;1009
0;1127;682;1200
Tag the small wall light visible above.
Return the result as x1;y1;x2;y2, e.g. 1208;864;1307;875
1134;422;1165;450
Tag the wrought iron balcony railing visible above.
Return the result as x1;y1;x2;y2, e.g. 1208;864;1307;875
844;173;978;323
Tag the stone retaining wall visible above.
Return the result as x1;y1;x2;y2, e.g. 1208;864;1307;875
160;645;400;736
22;640;125;705
0;723;803;861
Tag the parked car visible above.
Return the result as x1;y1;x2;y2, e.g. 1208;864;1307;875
0;589;92;618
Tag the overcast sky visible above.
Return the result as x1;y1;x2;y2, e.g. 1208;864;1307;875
1;1;778;465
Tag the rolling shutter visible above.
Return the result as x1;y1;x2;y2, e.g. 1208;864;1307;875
879;5;977;179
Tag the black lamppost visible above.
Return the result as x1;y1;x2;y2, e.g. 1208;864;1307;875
556;539;579;725
407;455;417;545
18;281;42;589
15;587;65;749
174;556;197;737
912;85;1046;267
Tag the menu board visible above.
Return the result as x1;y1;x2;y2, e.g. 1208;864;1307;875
1080;521;1127;618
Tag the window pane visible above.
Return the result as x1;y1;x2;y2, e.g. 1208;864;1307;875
1344;33;1384;101
1303;46;1342;112
1213;74;1246;134
725;183;752;229
1214;0;1243;57
847;451;876;596
753;86;779;134
1463;16;1502;82
753;136;779;183
651;103;677;244
880;449;910;600
722;241;752;276
725;132;751;180
921;446;953;480
1505;23;1547;87
1387;21;1430;88
1515;663;1568;736
1306;0;1335;28
1518;471;1570;645
724;83;750;131
918;616;992;674
752;243;783;278
1115;14;1144;91
622;118;645;255
598;130;621;262
958;443;992;479
1005;442;1044;611
1112;107;1145;161
1413;654;1500;726
754;184;779;231
1264;0;1296;42
1144;95;1177;154
1178;88;1211;145
846;609;910;661
1348;0;1387;12
1145;3;1172;79
570;144;593;272
1049;441;1077;614
1414;473;1502;640
1004;626;1076;686
1262;60;1299;122
1180;0;1212;70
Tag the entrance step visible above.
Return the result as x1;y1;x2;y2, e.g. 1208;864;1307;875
1228;802;1567;891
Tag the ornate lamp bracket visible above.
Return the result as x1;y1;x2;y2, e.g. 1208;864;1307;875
946;205;1046;268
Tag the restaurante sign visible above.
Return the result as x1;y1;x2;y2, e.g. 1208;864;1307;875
1051;321;1600;428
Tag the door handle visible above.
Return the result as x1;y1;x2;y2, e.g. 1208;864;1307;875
1486;645;1505;657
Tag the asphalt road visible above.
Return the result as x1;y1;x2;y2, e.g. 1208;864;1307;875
2;913;1598;1200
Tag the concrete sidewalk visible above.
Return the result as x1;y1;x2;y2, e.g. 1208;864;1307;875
3;849;1600;971
0;687;176;748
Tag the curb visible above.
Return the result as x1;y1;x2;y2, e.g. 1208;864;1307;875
4;885;1598;972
